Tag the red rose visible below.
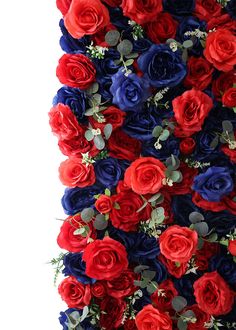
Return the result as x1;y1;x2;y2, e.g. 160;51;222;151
121;0;163;25
194;271;234;315
212;70;236;101
99;296;126;330
56;53;96;90
49;104;80;140
91;281;107;298
221;132;236;163
108;129;142;162
228;240;236;256
222;87;236;108
105;269;137;298
184;57;214;91
124;157;166;195
173;89;213;137
110;190;151;232
135;305;172;330
151;279;178;312
183;304;211;330
57;215;96;252
195;241;219;271
102;0;122;6
56;0;71;15
159;225;198;263
117;180;131;193
204;29;236;72
145;12;178;44
124;319;137;330
92;23;117;47
180;138;196;155
59;158;95;188
95;194;113;214
83;237;128;280
194;0;222;22
64;0;110;39
159;255;188;279
89;106;126;132
192;192;226;212
207;14;236;33
160;191;174;225
58;135;99;158
58;276;91;309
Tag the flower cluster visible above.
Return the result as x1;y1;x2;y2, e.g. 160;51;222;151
51;0;236;329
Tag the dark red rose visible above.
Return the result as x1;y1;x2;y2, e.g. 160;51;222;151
194;271;234;316
92;23;117;47
222;87;236;108
194;0;222;22
182;304;211;330
184;57;214;91
95;194;113;214
173;89;213;137
56;53;96;90
207;14;236;33
212;70;236;101
56;0;71;15
160;191;174;224
64;0;110;39
110;190;151;232
102;0;122;6
192;192;226;212
228;240;236;256
196;241;219;271
49;103;80;140
58;276;91;309
145;12;178;44
108;129;142;162
58;134;99;158
204;29;236;72
105;269;138;298
180;138;196;155
99;296;126;330
57;215;97;252
135;305;172;330
91;281;107;298
121;0;163;25
151;279;178;312
89;106;126;132
83;237;128;280
124;319;137;330
159;255;188;279
116;180;131;193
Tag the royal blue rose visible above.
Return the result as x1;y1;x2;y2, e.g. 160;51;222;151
140;258;168;284
62;184;104;215
110;69;150;112
174;274;199;305
108;7;129;29
53;86;87;122
63;253;96;285
142;137;180;162
193;130;222;162
226;0;236;19
94;49;120;78
59;308;97;330
209;254;236;288
205;211;236;237
133;38;153;53
172;194;202;227
163;0;195;16
137;44;187;88
192;167;234;202
94;158;126;188
204;105;236;132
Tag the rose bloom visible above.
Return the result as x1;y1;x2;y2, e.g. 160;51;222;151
151;279;178;312
228;240;236;256
105;269;138;299
124;319;137;330
56;0;71;15
221;132;236;163
91;281;107;298
64;0;110;39
212;70;236;101
58;276;91;309
194;0;222;22
102;0;122;7
179;138;196;155
95;194;113;214
59;158;95;188
159;255;188;279
204;29;236;72
145;12;178;44
121;0;163;25
222;87;236;108
124;157;166;195
207;14;236;33
57;214;96;252
92;23;117;47
194;271;234;316
89;106;126;132
192;191;226;213
183;304;211;330
159;225;198;263
49;103;80;140
173;89;213;137
83;237;128;280
99;296;126;330
58;134;98;158
184;57;214;91
135;304;172;330
56;53;96;90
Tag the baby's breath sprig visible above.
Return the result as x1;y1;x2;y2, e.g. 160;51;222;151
128;20;144;40
87;42;108;59
81;152;96;166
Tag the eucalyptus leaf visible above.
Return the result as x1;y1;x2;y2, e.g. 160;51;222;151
159;129;170;141
189;211;204;224
210;135;219;149
182;49;188;63
172;296;188;312
93;214;108;230
152;126;163;138
124;59;134;67
137;201;148;213
81;208;94;223
133;280;143;286
134;265;150;274
166;38;176;44
104;124;113;140
74;227;86;236
151;207;165;224
182;310;196;319
85;130;94;141
165;155;180;170
147;281;158;294
183;39;193;49
105;188;111;196
207;232;218;242
117;39;133;56
86;82;99;95
142;270;156;281
197;237;204;250
222;120;233;133
170;170;181;182
85;108;94;116
93;93;102;105
148;193;161;203
125;52;139;59
94;135;105;150
105;30;120;46
194;222;209;237
177;318;188;330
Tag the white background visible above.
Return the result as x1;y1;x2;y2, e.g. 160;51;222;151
0;0;68;328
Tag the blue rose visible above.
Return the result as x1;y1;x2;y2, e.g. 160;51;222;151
137;44;187;88
62;184;104;215
192;167;234;202
205;211;236;238
163;0;195;16
209;254;236;288
108;7;129;29
174;274;199;305
133;38;153;53
142;136;180;162
98;77;113;101
94;158;127;188
172;194;202;227
110;69;150;112
53;86;87;122
226;0;236;19
59;19;90;54
193;130;222;162
139;258;168;284
94;49;120;79
204;105;236;132
63;253;96;285
59;309;97;330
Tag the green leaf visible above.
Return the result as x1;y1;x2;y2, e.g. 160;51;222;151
94;135;105;150
159;129;170;141
222;120;233;133
124;59;134;67
125;52;139;59
74;227;86;236
117;39;133;56
183;39;193;49
147;281;158;294
81;208;95;223
137;201;148;213
233;107;236;113
189;211;204;224
114;202;120;209
210;135;219;149
80;306;89;323
86;82;99;95
177;318;188;330
197;237;204;250
104;123;113;140
166;38;176;44
182;310;196;319
165;155;180;171
105;188;111;196
133;280;143;286
93;214;108;230
182;49;188;63
85;108;94;116
207;232;218;242
93;93;102;105
172;296;188;312
105;30;120;46
233;196;236;202
134;265;150;274
194;222;209;237
152;126;163;138
148;193;162;203
142;270;156;281
220;239;229;247
170;170;181;182
151;207;165;224
85;130;94;141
